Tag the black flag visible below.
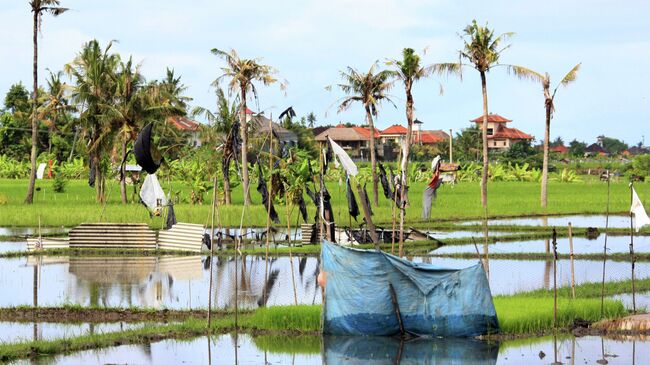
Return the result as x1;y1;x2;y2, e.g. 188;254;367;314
256;162;280;224
346;174;359;221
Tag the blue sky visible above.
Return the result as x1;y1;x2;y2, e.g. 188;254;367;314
1;0;649;146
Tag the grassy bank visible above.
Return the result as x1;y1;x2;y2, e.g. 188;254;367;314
1;179;648;227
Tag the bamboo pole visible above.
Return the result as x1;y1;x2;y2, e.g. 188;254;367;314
207;177;217;329
448;128;453;164
552;228;558;329
568;222;575;299
600;172;611;317
285;188;298;305
630;182;637;314
263;121;273;306
391;147;402;255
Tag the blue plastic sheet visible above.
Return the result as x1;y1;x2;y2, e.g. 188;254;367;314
321;240;499;337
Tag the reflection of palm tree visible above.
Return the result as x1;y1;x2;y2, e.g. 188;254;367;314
258;270;280;307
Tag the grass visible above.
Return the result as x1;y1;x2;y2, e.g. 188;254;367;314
1;178;649;228
429;252;650;262
516;277;650;299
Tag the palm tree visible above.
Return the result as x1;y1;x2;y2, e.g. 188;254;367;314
105;57;147;203
65;39;120;203
336;63;395;206
387;48;459;256
39;70;74;154
507;63;581;208
447;20;515;209
192;88;238;204
25;0;68;204
210;48;279;206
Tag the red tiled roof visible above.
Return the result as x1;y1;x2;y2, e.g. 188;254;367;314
353;126;381;138
551;145;569;154
490;125;533;140
314;125;379;141
414;131;446;144
167;116;200;131
471;114;512;123
381;124;408;135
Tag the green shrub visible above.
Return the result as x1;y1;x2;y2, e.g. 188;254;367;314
52;168;67;193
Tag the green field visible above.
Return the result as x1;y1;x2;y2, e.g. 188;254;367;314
1;178;648;228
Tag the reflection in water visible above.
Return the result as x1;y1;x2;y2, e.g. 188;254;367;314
9;333;650;365
461;214;632;228
0;321;145;344
2;254;649;308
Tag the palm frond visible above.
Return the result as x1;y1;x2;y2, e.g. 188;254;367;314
504;65;544;82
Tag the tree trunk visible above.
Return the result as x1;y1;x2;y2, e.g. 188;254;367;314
480;72;489;209
365;105;379;207
240;87;251;205
223;156;232;205
93;152;104;203
398;83;414;257
25;10;39;204
541;95;551;208
119;138;128;204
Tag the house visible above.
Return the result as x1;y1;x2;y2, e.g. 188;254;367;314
314;124;382;160
550;145;569;154
584;143;608;157
380;123;449;145
245;108;299;147
167;116;202;147
470;114;533;149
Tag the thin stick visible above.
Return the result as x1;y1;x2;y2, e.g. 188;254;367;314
630;182;637;314
319;144;325;240
263;123;273;306
600;172;611;317
552;228;558;329
207;177;217;329
285;188;298;305
388;283;405;336
568;222;576;299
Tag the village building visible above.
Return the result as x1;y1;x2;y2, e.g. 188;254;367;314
470;114;533;149
314;124;382;160
550;145;569;154
584;143;608;157
245;108;299;147
380;123;449;145
167;116;202;147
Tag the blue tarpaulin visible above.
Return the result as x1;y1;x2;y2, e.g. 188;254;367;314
321;240;499;337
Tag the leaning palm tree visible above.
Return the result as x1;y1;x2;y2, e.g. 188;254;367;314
387;48;459;256
25;0;68;204
440;20;515;209
65;39;120;203
336;63;395;206
210;48;279;206
507;63;581;208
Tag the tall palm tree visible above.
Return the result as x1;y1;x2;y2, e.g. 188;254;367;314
25;0;68;204
210;48;279;206
105;57;147;203
442;20;514;209
39;70;74;154
387;48;459;256
336;63;395;206
192;88;238;204
65;39;120;203
507;63;581;208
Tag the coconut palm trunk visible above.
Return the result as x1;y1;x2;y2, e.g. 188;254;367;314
398;81;414;257
119;138;128;204
480;71;489;209
25;9;39;204
364;105;379;206
541;90;552;208
222;154;232;205
239;87;251;205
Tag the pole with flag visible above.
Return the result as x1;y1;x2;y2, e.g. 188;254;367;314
629;183;649;313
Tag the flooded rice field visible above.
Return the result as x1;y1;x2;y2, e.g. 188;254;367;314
461;214;632;228
7;333;648;364
0;254;647;308
0;321;148;344
433;234;650;255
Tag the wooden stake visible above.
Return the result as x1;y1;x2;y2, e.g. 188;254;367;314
630;182;637;314
285;188;298;305
263;122;273;306
207;177;217;329
568;222;576;299
357;184;379;248
552;228;558;329
388;283;405;336
448;128;453;164
600;172;611;317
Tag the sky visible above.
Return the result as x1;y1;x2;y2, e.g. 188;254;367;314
1;0;649;146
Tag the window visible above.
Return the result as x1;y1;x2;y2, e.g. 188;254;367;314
503;141;507;146
487;128;494;136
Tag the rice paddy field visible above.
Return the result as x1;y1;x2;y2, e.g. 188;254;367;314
1;178;649;364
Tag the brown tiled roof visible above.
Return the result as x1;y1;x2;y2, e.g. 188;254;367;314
413;130;448;144
585;143;607;154
167;116;200;131
314;125;379;141
471;114;512;123
490;125;533;140
551;145;569;153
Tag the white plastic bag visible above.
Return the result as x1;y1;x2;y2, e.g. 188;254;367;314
140;174;167;216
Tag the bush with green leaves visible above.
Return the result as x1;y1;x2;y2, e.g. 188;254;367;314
52;167;67;193
0;155;29;178
629;154;650;178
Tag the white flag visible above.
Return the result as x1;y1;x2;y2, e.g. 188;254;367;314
431;155;441;171
327;136;358;177
631;186;650;232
